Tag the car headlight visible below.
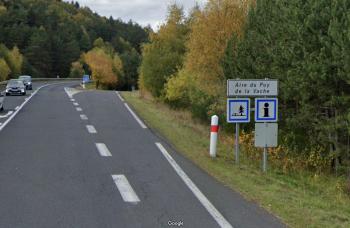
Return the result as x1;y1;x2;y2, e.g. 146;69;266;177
5;89;9;92
21;89;25;92
28;82;31;85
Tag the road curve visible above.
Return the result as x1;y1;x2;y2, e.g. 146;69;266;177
0;83;285;228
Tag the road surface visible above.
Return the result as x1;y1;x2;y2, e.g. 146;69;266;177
0;82;285;228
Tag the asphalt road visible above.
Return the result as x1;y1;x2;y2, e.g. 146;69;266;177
0;82;48;123
0;82;285;228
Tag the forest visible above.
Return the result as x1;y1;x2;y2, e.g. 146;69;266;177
0;0;148;90
139;0;350;174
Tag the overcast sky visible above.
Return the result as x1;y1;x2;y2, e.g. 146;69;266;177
69;0;208;30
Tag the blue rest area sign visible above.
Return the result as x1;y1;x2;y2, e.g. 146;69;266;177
255;98;278;122
227;98;250;123
82;75;90;84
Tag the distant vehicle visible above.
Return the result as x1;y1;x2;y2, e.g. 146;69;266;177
18;75;32;90
0;92;4;111
6;79;26;96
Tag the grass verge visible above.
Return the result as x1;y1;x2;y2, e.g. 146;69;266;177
122;91;350;228
83;82;97;90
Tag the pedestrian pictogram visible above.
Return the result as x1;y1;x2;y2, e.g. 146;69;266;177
255;98;278;122
227;98;250;123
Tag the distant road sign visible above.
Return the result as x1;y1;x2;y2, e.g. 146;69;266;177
82;75;90;83
227;98;250;123
255;98;278;122
255;123;278;147
227;79;278;97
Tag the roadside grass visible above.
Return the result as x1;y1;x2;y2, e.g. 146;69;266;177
84;82;97;90
122;91;350;228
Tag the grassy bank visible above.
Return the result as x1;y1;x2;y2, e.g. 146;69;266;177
122;91;350;228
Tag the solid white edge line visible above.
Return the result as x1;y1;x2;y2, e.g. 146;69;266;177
0;83;63;132
115;91;125;102
86;125;97;134
112;175;140;203
95;143;112;156
124;103;147;129
80;114;88;120
155;143;233;228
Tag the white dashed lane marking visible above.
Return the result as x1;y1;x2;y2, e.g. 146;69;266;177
73;102;79;106
112;175;140;204
80;114;88;120
76;107;82;112
86;125;97;134
95;143;112;157
64;87;81;98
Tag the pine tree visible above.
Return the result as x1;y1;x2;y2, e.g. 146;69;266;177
24;29;52;77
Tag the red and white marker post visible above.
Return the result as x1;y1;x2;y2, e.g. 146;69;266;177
210;115;219;158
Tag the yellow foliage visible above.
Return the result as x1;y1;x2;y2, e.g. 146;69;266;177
9;46;23;76
239;131;331;172
0;58;11;81
0;5;7;15
183;0;251;96
83;48;118;86
139;4;188;97
69;61;84;78
165;70;192;104
112;54;123;76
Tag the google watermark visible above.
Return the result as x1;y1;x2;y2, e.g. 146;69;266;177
168;220;184;227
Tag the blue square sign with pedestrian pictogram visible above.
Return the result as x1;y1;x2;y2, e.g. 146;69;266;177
255;98;278;122
227;98;250;123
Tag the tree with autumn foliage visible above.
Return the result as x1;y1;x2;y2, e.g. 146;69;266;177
69;61;84;78
82;38;123;89
139;4;189;98
165;0;251;119
0;44;23;80
0;58;10;81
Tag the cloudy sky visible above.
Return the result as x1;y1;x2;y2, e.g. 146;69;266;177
69;0;208;29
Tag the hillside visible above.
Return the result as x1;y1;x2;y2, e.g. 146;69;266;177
0;0;148;80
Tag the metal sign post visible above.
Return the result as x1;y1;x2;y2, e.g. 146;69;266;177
235;123;239;165
255;123;278;173
255;96;278;172
227;98;250;165
263;145;267;172
227;79;278;169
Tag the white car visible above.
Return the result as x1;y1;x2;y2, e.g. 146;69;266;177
0;92;4;111
5;79;26;96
